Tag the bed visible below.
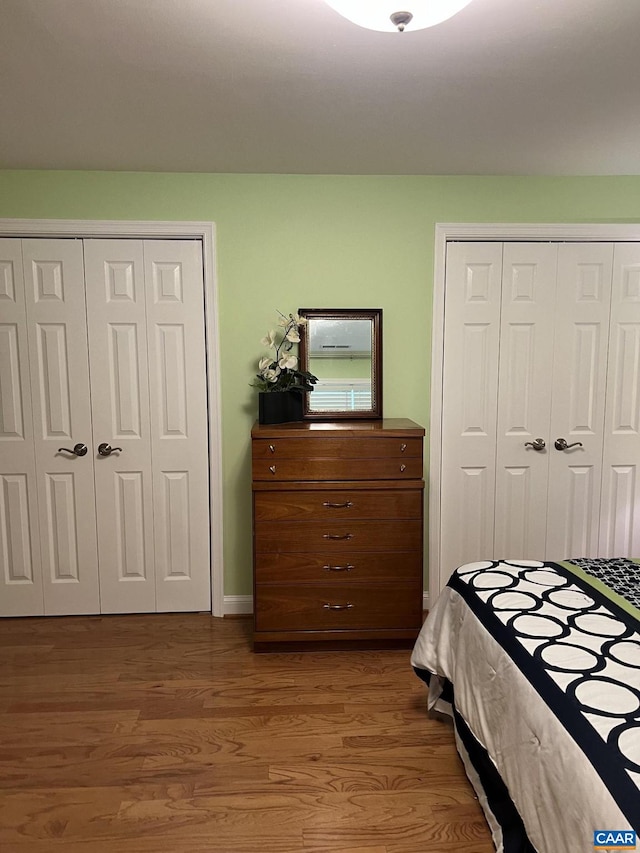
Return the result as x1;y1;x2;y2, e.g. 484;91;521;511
410;558;640;853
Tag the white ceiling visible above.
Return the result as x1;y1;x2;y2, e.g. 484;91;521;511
1;0;640;175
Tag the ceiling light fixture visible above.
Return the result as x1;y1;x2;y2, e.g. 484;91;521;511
324;0;473;32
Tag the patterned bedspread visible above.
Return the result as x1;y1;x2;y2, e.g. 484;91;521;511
411;558;640;853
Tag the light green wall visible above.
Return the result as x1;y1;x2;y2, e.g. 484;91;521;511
2;170;640;597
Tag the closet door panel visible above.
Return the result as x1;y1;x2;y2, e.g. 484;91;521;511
599;244;640;556
0;240;44;616
546;243;613;558
84;240;156;613
440;242;502;588
144;240;210;612
494;244;557;559
22;239;100;615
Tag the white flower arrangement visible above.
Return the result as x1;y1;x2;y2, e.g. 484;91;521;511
252;311;318;393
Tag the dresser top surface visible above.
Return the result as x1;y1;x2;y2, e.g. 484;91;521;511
252;418;424;438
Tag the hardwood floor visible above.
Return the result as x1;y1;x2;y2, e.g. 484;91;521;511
0;614;494;852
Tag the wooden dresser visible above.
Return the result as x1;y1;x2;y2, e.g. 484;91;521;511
252;419;425;651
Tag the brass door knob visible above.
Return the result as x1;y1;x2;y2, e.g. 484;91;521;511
58;443;88;457
554;438;584;451
98;443;123;457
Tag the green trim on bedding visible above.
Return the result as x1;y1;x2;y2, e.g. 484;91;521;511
557;560;640;622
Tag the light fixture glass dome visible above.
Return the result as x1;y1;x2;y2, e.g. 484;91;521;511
324;0;473;32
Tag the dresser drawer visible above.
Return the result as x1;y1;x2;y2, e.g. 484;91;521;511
253;456;423;481
252;436;422;460
255;551;423;583
254;489;422;522
255;519;422;556
255;519;422;553
254;584;422;632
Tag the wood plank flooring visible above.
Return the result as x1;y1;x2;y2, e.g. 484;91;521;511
0;614;494;852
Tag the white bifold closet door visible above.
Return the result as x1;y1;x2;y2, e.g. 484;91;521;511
599;243;640;557
439;241;640;593
6;238;100;616
0;237;210;617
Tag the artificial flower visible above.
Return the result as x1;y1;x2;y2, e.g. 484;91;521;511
252;310;318;394
278;353;298;370
260;330;277;349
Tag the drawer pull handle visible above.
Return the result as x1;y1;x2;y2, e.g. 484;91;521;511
323;533;353;540
323;501;353;509
400;443;407;452
323;603;353;611
323;564;355;572
400;464;406;472
269;444;275;453
269;465;276;474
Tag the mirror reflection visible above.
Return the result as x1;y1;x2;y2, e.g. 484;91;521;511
307;318;373;412
299;309;382;420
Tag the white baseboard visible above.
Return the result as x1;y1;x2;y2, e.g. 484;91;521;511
223;594;253;615
224;592;430;616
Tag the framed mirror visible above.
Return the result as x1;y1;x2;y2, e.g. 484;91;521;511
298;308;382;420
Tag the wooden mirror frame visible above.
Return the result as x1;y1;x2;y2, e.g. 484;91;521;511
298;308;383;420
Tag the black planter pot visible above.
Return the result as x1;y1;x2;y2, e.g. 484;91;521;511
258;391;304;425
